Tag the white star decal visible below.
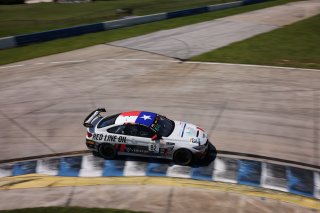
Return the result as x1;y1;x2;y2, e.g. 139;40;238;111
140;115;151;120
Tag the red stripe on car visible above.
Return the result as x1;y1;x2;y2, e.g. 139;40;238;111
120;111;141;116
120;144;126;152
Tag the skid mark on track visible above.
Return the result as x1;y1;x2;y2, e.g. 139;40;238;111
210;101;228;132
0;110;56;153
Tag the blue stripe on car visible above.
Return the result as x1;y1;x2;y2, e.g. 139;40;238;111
181;123;186;137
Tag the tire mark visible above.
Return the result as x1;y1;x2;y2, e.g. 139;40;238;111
210;101;228;132
0;110;56;153
165;187;174;213
65;184;76;207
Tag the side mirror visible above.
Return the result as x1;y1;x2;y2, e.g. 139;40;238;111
151;134;158;141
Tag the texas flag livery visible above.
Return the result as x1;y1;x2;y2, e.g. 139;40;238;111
115;111;157;127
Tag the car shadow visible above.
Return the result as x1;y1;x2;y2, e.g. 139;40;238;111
192;143;217;167
98;143;217;168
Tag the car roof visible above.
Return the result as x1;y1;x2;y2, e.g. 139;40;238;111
114;111;158;127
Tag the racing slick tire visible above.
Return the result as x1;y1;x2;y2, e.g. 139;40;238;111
92;151;101;157
173;149;193;166
98;143;117;159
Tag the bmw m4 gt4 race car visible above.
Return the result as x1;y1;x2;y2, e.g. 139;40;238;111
83;108;211;165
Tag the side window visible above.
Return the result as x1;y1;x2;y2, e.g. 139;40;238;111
107;125;126;134
138;125;155;138
125;124;139;136
108;124;154;138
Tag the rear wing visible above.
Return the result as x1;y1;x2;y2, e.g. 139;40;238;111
83;108;106;128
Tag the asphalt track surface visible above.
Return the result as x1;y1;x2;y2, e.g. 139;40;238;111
0;1;320;212
0;45;319;166
111;0;320;59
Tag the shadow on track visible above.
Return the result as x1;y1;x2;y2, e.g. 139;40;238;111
94;143;217;168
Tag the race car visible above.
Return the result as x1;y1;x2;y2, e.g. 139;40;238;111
83;108;210;165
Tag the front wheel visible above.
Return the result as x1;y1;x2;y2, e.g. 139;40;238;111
173;149;193;166
99;144;117;159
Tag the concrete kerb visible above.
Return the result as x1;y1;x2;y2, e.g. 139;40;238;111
0;153;319;201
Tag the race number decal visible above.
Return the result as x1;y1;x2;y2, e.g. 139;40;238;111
149;143;159;152
149;144;156;151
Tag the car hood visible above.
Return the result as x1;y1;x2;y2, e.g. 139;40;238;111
166;121;208;145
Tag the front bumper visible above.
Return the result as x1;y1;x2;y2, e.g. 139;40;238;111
193;140;209;159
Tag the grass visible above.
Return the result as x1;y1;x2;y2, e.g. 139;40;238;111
0;207;145;213
0;0;299;65
191;14;320;69
0;0;233;37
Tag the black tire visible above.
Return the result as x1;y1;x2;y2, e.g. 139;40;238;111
92;151;101;157
98;143;117;159
173;149;193;166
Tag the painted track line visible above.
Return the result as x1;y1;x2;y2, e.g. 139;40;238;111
95;58;179;63
51;60;87;64
184;61;320;72
0;64;25;69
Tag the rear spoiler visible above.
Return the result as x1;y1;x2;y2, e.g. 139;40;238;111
83;108;106;128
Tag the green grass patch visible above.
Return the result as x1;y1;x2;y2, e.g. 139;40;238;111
0;0;299;65
0;0;233;37
191;14;320;69
0;207;145;213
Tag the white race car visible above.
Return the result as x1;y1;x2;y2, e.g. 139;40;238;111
83;108;211;165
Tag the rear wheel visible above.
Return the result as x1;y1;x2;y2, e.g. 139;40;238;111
99;143;117;159
92;151;101;157
173;149;193;166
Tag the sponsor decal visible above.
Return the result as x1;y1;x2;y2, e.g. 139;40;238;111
185;126;196;137
92;134;127;143
166;142;175;146
93;134;103;141
152;123;160;131
190;138;200;144
125;145;161;155
125;145;149;154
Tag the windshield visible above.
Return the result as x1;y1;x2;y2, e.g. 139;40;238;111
152;115;175;137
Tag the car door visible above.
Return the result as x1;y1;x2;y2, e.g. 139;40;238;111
106;124;134;146
109;124;158;155
135;125;160;154
118;124;151;155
